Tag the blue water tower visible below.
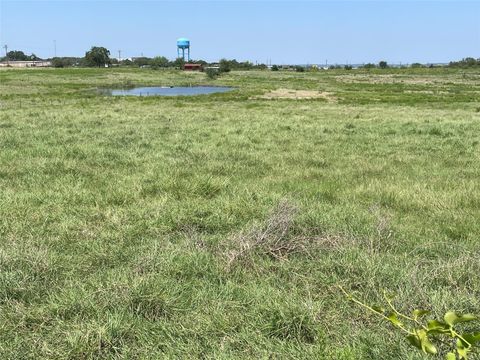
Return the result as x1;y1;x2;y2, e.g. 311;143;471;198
177;38;190;61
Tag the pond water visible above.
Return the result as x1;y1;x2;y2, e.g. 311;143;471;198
103;86;234;97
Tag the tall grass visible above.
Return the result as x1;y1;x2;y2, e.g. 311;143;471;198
0;67;479;359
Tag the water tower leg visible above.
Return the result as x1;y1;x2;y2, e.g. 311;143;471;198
187;48;190;62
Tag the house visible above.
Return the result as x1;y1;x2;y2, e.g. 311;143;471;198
183;63;203;71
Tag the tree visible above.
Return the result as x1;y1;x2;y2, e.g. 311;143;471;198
85;46;111;67
6;50;29;61
344;65;353;70
173;57;185;69
295;66;305;72
205;67;219;79
120;59;133;66
362;63;376;69
219;58;231;73
378;60;388;69
410;63;425;68
271;65;279;71
151;56;169;68
51;57;79;68
133;57;151;67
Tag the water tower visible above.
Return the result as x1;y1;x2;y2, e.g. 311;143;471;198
177;38;190;61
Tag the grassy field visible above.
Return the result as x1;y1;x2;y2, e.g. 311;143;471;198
1;67;479;359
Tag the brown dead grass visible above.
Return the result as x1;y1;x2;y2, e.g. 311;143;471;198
254;88;337;102
222;200;351;270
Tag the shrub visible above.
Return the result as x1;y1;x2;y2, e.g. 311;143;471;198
339;286;480;359
219;59;231;73
205;67;219;79
295;66;305;72
379;61;388;69
271;65;279;71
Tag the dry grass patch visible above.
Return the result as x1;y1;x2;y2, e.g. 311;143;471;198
254;88;336;101
222;200;350;270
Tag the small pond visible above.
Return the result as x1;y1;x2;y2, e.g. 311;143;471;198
102;86;234;97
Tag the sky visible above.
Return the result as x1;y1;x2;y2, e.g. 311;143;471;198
0;0;479;64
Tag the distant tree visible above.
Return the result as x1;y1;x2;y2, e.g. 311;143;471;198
151;56;169;68
173;57;185;69
51;57;68;68
85;46;111;67
362;63;376;69
448;57;480;68
205;67;219;79
120;59;133;66
271;64;279;71
410;63;425;68
6;50;29;61
378;60;388;69
344;64;353;70
55;57;81;67
295;66;305;72
219;58;231;73
133;57;152;67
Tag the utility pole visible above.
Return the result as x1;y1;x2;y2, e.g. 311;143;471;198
118;50;121;62
54;40;57;57
3;44;8;64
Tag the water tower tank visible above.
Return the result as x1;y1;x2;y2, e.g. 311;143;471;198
176;38;191;61
177;38;190;49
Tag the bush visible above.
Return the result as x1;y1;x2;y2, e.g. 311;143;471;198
271;65;279;71
205;68;219;79
379;61;388;69
411;63;425;68
362;63;376;69
344;65;353;70
295;66;305;72
448;57;480;68
219;59;231;73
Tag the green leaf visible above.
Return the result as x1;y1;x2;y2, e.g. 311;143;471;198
456;338;470;359
407;334;422;350
419;332;437;354
457;347;468;360
387;312;403;328
372;305;385;314
462;332;480;346
413;309;430;319
408;329;437;354
446;352;457;360
427;319;450;334
444;312;477;326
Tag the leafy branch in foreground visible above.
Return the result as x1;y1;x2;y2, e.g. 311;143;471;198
338;286;480;359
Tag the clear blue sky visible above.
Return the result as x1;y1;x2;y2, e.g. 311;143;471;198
1;0;479;64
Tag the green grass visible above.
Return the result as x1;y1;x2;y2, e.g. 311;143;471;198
0;67;479;359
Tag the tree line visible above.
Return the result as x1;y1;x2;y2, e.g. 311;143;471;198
1;47;479;69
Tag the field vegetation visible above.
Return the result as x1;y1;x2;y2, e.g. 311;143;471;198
0;67;479;359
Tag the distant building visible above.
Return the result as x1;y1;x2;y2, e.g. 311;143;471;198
183;63;203;71
0;60;52;68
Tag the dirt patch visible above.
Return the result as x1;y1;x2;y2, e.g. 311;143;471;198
254;88;337;102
